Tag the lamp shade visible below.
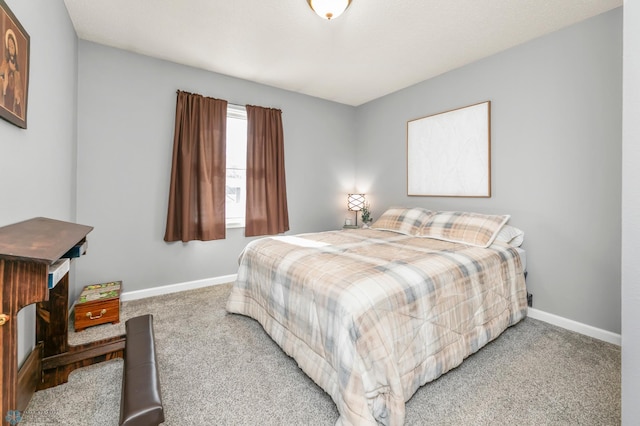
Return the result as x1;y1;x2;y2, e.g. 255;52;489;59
347;194;365;211
307;0;352;20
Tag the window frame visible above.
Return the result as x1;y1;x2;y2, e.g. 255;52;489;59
225;104;247;229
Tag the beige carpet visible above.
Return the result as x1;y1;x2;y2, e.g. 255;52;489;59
21;283;620;425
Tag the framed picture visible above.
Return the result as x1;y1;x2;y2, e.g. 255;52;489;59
0;0;29;129
407;101;491;197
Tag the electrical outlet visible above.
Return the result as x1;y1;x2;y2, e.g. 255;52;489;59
527;292;533;307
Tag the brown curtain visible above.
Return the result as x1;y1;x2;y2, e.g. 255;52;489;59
245;105;290;237
164;91;227;242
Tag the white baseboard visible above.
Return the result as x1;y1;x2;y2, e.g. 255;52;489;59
120;274;237;302
527;307;621;346
121;276;621;347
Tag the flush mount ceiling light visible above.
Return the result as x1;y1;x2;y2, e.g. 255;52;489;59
307;0;352;20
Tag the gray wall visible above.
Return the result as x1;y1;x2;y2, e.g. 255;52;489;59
355;9;622;333
0;1;77;236
75;41;356;294
622;1;639;422
0;0;78;362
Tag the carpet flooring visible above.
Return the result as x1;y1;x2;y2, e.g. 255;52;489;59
21;283;620;425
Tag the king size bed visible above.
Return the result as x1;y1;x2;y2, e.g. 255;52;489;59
226;207;527;425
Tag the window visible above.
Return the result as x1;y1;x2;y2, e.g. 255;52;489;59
226;105;247;228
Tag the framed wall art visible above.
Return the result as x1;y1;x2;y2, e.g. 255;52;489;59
0;0;29;129
407;101;491;197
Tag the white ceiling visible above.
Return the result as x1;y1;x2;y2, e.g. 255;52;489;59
62;0;621;106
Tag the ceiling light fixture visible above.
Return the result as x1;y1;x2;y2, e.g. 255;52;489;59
307;0;352;20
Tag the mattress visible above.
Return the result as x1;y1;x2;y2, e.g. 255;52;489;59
514;246;527;272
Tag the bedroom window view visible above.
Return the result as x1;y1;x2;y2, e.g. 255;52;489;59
226;105;247;228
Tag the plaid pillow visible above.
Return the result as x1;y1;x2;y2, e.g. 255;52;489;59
369;207;433;236
417;211;510;248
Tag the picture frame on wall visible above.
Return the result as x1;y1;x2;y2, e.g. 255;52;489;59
0;0;29;129
407;101;491;197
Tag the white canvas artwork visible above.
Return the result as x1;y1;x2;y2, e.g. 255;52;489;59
407;101;491;197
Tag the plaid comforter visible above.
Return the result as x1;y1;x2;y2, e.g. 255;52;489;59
226;229;527;425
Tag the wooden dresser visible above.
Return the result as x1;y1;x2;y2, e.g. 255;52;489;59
0;217;126;425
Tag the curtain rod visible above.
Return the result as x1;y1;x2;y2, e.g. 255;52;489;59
175;91;280;112
176;90;244;108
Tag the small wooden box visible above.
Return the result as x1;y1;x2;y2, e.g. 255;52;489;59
74;281;121;331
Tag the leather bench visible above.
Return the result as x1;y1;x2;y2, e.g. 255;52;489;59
119;314;165;426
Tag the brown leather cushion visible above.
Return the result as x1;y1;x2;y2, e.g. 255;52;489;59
119;314;164;426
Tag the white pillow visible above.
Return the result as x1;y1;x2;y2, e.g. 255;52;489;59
494;225;524;247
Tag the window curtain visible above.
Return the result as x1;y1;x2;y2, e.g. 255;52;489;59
245;105;290;237
164;91;227;242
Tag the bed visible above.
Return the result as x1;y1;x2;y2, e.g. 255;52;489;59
226;208;527;425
